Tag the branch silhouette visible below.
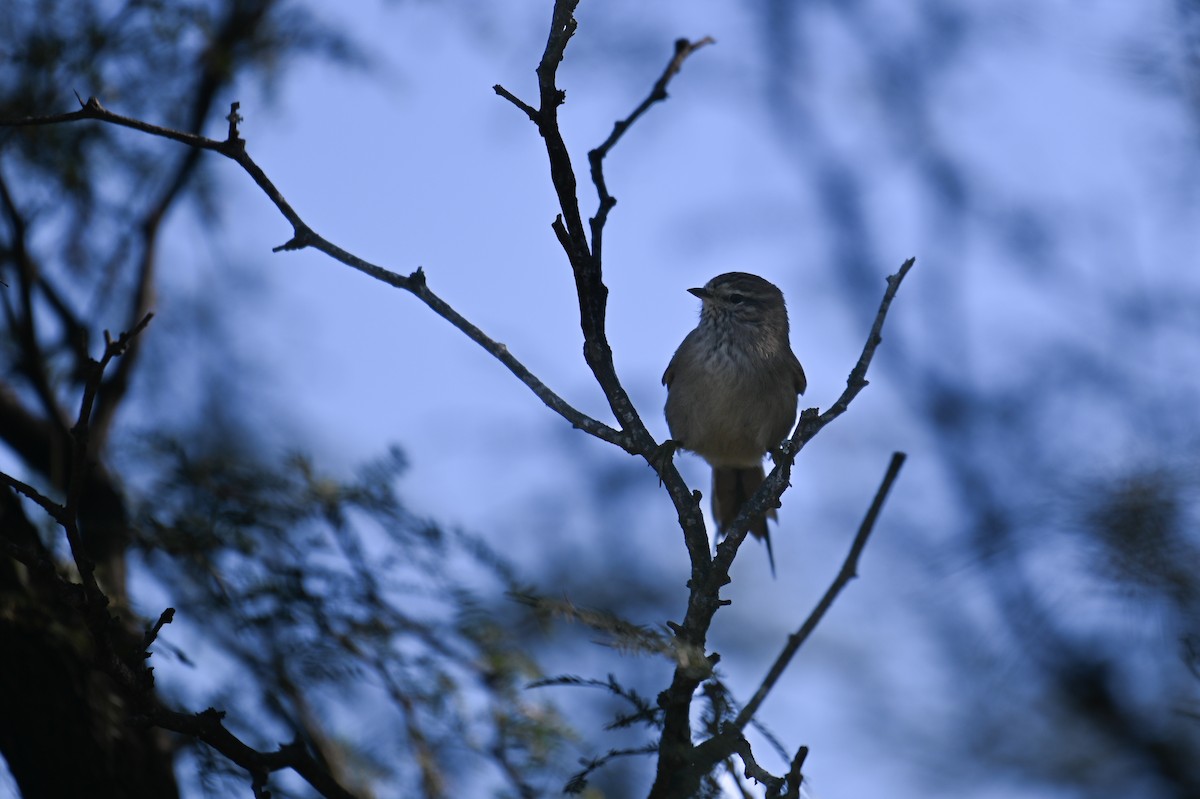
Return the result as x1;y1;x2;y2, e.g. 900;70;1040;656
733;451;907;731
1;2;914;796
1;96;631;457
1;316;361;798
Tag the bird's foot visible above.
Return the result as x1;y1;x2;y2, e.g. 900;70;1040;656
649;439;679;485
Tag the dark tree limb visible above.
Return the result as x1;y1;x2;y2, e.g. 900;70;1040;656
0;471;66;525
587;36;714;264
508;7;910;797
728;736;783;793
506;13;735;791
497;23;730;759
732;452;906;732
782;746;809;799
0;97;634;455
144;707;359;799
492;3;712;473
0;315;361;799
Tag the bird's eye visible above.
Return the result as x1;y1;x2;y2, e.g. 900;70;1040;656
728;293;745;304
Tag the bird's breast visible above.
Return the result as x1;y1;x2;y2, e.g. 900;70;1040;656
664;344;799;467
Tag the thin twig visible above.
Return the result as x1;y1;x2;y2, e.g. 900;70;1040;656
0;171;73;439
146;707;359;799
783;746;808;799
728;736;784;793
731;452;906;732
492;84;539;123
587;36;714;263
143;607;176;649
0;471;66;523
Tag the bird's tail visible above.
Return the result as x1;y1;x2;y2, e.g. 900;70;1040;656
712;465;776;575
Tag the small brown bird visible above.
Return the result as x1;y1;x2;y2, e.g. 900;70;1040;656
662;272;806;572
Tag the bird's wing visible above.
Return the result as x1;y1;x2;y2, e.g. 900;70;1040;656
789;350;807;395
663;347;681;387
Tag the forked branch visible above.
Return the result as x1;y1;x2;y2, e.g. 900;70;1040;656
494;1;717;592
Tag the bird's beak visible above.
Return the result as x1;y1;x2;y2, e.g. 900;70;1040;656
687;287;710;300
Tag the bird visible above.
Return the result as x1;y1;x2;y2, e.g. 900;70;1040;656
662;272;806;572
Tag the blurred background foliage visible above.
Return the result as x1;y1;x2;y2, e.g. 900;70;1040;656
2;0;1200;798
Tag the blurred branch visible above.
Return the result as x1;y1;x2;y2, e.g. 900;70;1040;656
563;743;658;794
94;1;279;449
0;471;66;525
150;708;358;799
0;314;361;799
0;171;73;439
61;313;155;602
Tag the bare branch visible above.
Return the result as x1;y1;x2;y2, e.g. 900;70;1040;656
93;80;237;448
563;742;658;794
0;311;360;797
0;101;633;455
0;170;73;437
782;746;809;799
492;84;539;122
0;471;66;524
588;37;714;262
143;607;176;650
807;256;918;429
683;450;902;793
145;707;360;799
732;452;906;732
502;2;709;469
503;19;726;733
728;736;784;793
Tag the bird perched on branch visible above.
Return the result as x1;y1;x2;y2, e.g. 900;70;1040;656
662;272;806;573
